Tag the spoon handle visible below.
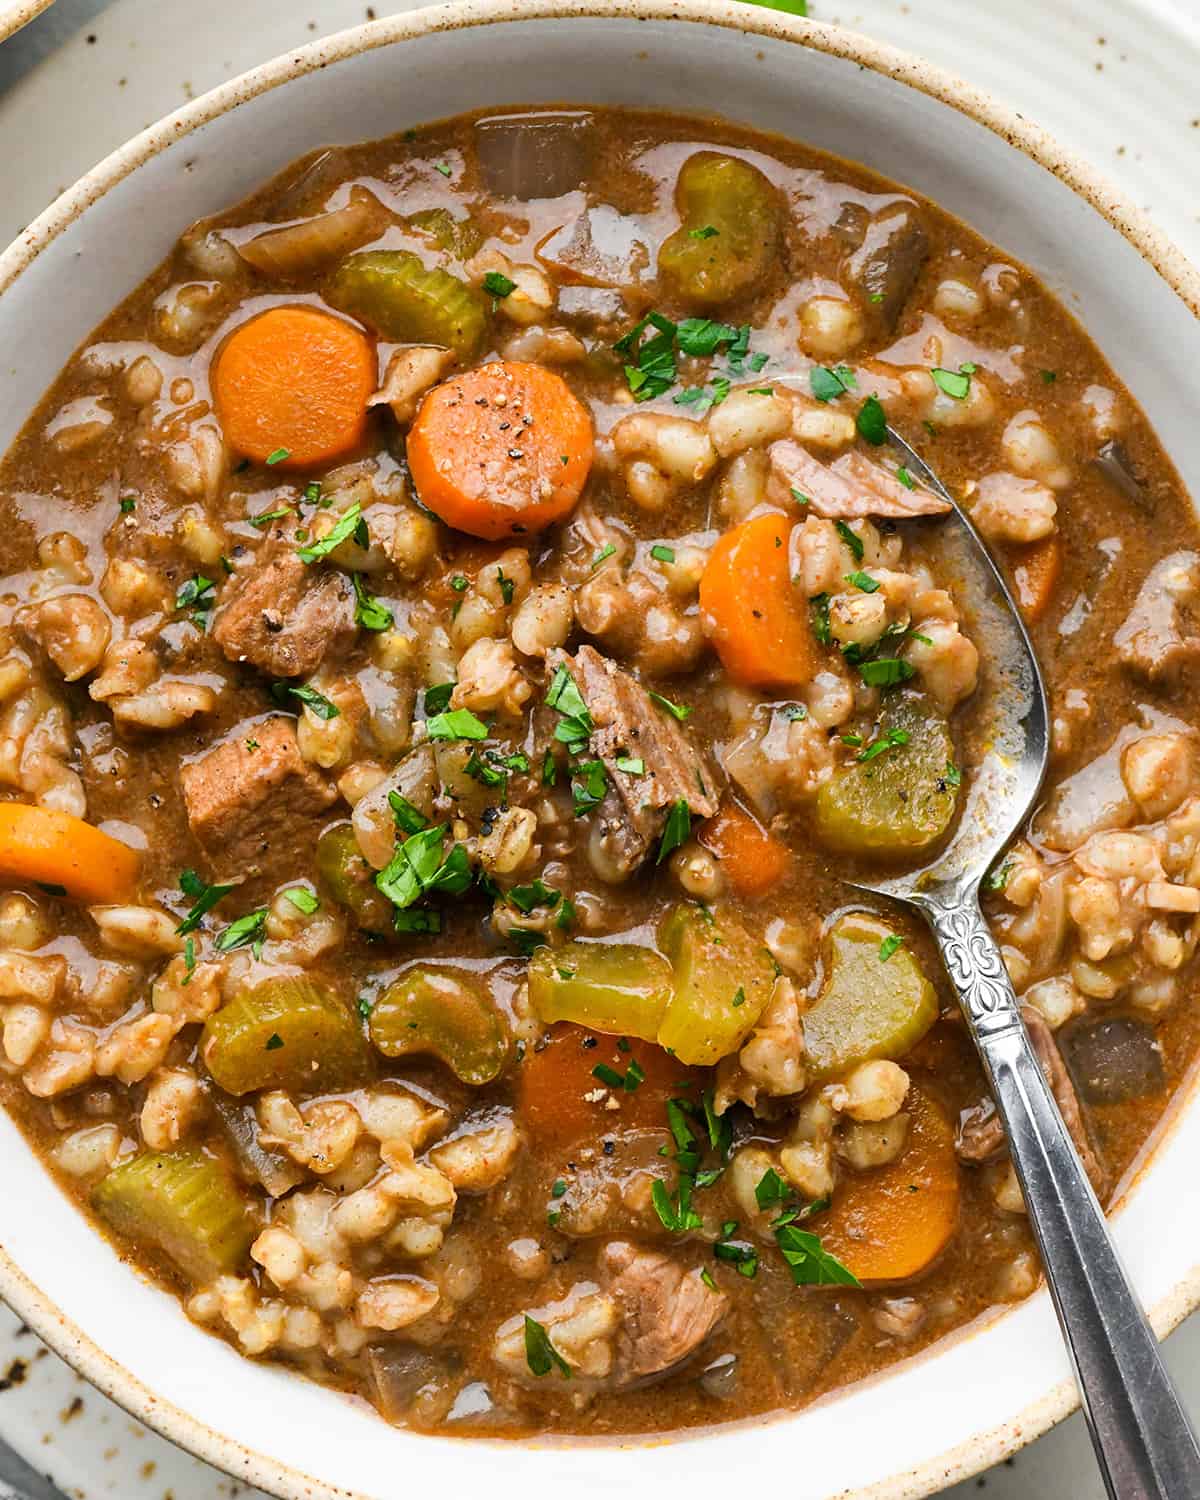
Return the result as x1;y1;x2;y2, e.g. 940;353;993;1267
924;894;1200;1500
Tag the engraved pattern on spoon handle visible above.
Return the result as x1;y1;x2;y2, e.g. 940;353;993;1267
924;896;1022;1040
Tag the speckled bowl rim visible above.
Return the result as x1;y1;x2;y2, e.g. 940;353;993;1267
0;0;52;45
0;3;1199;1497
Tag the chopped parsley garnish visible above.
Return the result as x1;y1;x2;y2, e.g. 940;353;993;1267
614;311;678;402
215;907;268;955
551;1179;567;1199
175;573;216;624
423;683;454;715
523;1315;571;1379
984;861;1013;894
450;574;469;592
657;799;692;865
119;496;136;514
648;689;691;722
791;487;810;506
303;482;322;506
352;574;393;632
651;1177;703;1234
483;270;516;299
675;317;740;357
285;683;340;720
615;313;762;403
496;567;515;605
755;1167;791;1209
857;726;911;761
265;447;291;466
930;364;974;400
896;465;915;490
652;543;675;565
591;542;616;571
389;791;430;835
809;364;857;403
810;592;832;645
545;666;594;752
857;658;916;689
673;376;730;416
714;1235;759;1278
175;868;236;935
570;758;608;816
1040;369;1058;384
842;732;864;747
296;501;363;565
781;703;807;721
689;225;719;240
265;1033;284;1050
465;751;507;789
774;1223;860;1287
856;395;887;446
879;933;904;963
615;755;645;776
556;899;576;931
424;708;488;741
376;824;472;913
508;878;561;915
182;937;196;982
944;760;963;788
433;161;453;178
835;521;864;561
592;1059;644;1092
283;887;319;915
845;570;880;593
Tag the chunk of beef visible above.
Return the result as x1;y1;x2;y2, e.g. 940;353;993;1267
955;1007;1103;1189
955;1099;1004;1164
552;645;719;881
841;202;929;332
1114;551;1200;683
769;440;951;520
180;715;336;877
212;540;355;679
602;1242;728;1384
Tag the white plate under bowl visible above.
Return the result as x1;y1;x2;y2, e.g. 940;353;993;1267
0;5;1199;1500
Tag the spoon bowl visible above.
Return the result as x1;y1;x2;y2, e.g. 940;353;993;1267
850;426;1050;907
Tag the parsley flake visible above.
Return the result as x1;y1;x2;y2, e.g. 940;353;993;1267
657;799;692;865
879;933;904;962
856;395;887;445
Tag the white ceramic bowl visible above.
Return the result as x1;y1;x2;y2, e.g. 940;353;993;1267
0;0;51;43
1;4;1198;1497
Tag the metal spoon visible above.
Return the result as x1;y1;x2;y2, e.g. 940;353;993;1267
856;428;1200;1499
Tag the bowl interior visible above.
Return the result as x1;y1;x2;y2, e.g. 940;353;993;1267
0;7;1199;1499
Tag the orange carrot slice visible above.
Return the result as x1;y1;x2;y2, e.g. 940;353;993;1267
407;361;593;540
699;512;819;690
699;802;790;899
212;305;375;470
818;1083;960;1284
0;804;140;905
1010;535;1062;623
518;1022;694;1149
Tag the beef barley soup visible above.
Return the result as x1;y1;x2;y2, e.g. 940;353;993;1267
0;104;1196;1438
